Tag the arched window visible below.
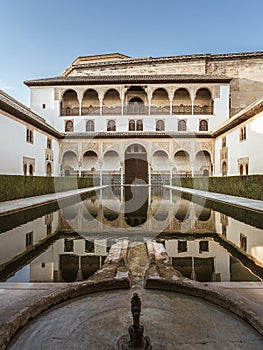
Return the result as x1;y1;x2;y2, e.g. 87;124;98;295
24;164;27;176
129;120;135;131
222;162;227;176
203;169;209;176
65;120;73;132
156;120;165;131
107;120;116;131
246;164;249;175
178;120;186;131
46;162;52;176
240;164;243;176
29;164;34;176
199;120;208;131
86;120;94;132
136;120;143;131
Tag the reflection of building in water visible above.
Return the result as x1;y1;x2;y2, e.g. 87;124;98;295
30;237;108;282
165;238;261;282
214;212;263;268
0;212;60;278
1;190;263;283
57;189;215;234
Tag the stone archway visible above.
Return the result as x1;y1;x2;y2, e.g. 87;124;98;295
125;144;148;184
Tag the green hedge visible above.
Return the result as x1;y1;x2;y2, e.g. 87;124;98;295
172;175;263;200
0;175;93;202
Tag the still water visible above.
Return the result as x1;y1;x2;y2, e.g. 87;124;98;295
0;186;263;283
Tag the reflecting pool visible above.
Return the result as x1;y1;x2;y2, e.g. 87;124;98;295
0;186;263;283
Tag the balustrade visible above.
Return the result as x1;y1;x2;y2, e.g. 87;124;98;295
61;107;79;116
61;104;214;116
81;106;100;116
193;105;213;115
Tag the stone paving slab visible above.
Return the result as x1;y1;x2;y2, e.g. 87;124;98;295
0;185;108;216
164;185;263;213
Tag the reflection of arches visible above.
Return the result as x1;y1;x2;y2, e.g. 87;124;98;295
196;207;211;221
124;186;148;226
178;120;186;131
195;150;211;176
81;255;100;280
103;208;119;221
83;151;98;170
125;144;148;184
46;162;52;176
103;150;120;171
174;150;191;175
175;202;190;221
61;90;79;116
151;199;169;221
60;254;78;282
62;205;78;220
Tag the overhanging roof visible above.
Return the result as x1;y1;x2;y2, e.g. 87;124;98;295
0;89;63;138
212;97;263;137
24;74;231;87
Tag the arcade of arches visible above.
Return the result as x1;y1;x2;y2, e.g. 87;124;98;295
60;86;214;116
61;141;212;184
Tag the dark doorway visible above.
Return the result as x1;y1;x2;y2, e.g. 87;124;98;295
125;144;148;185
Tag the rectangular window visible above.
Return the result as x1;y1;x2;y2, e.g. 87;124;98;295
222;136;226;148
239;126;247;142
47;138;52;149
26;231;33;247
26;128;34;144
240;234;247;251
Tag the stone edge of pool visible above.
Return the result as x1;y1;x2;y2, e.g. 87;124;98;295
1;239;263;349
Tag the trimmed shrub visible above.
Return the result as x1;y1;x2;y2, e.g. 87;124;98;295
0;175;93;202
172;175;263;200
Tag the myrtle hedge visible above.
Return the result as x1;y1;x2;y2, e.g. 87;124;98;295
0;175;93;202
172;175;263;201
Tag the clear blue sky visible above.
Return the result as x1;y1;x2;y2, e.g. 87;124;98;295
0;0;263;105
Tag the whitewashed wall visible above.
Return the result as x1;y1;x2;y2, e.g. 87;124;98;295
214;111;263;176
0;112;60;176
30;85;230;133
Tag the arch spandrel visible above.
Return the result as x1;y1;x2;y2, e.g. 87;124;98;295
82;142;99;155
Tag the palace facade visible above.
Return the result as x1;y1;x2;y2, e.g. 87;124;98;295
1;51;263;182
